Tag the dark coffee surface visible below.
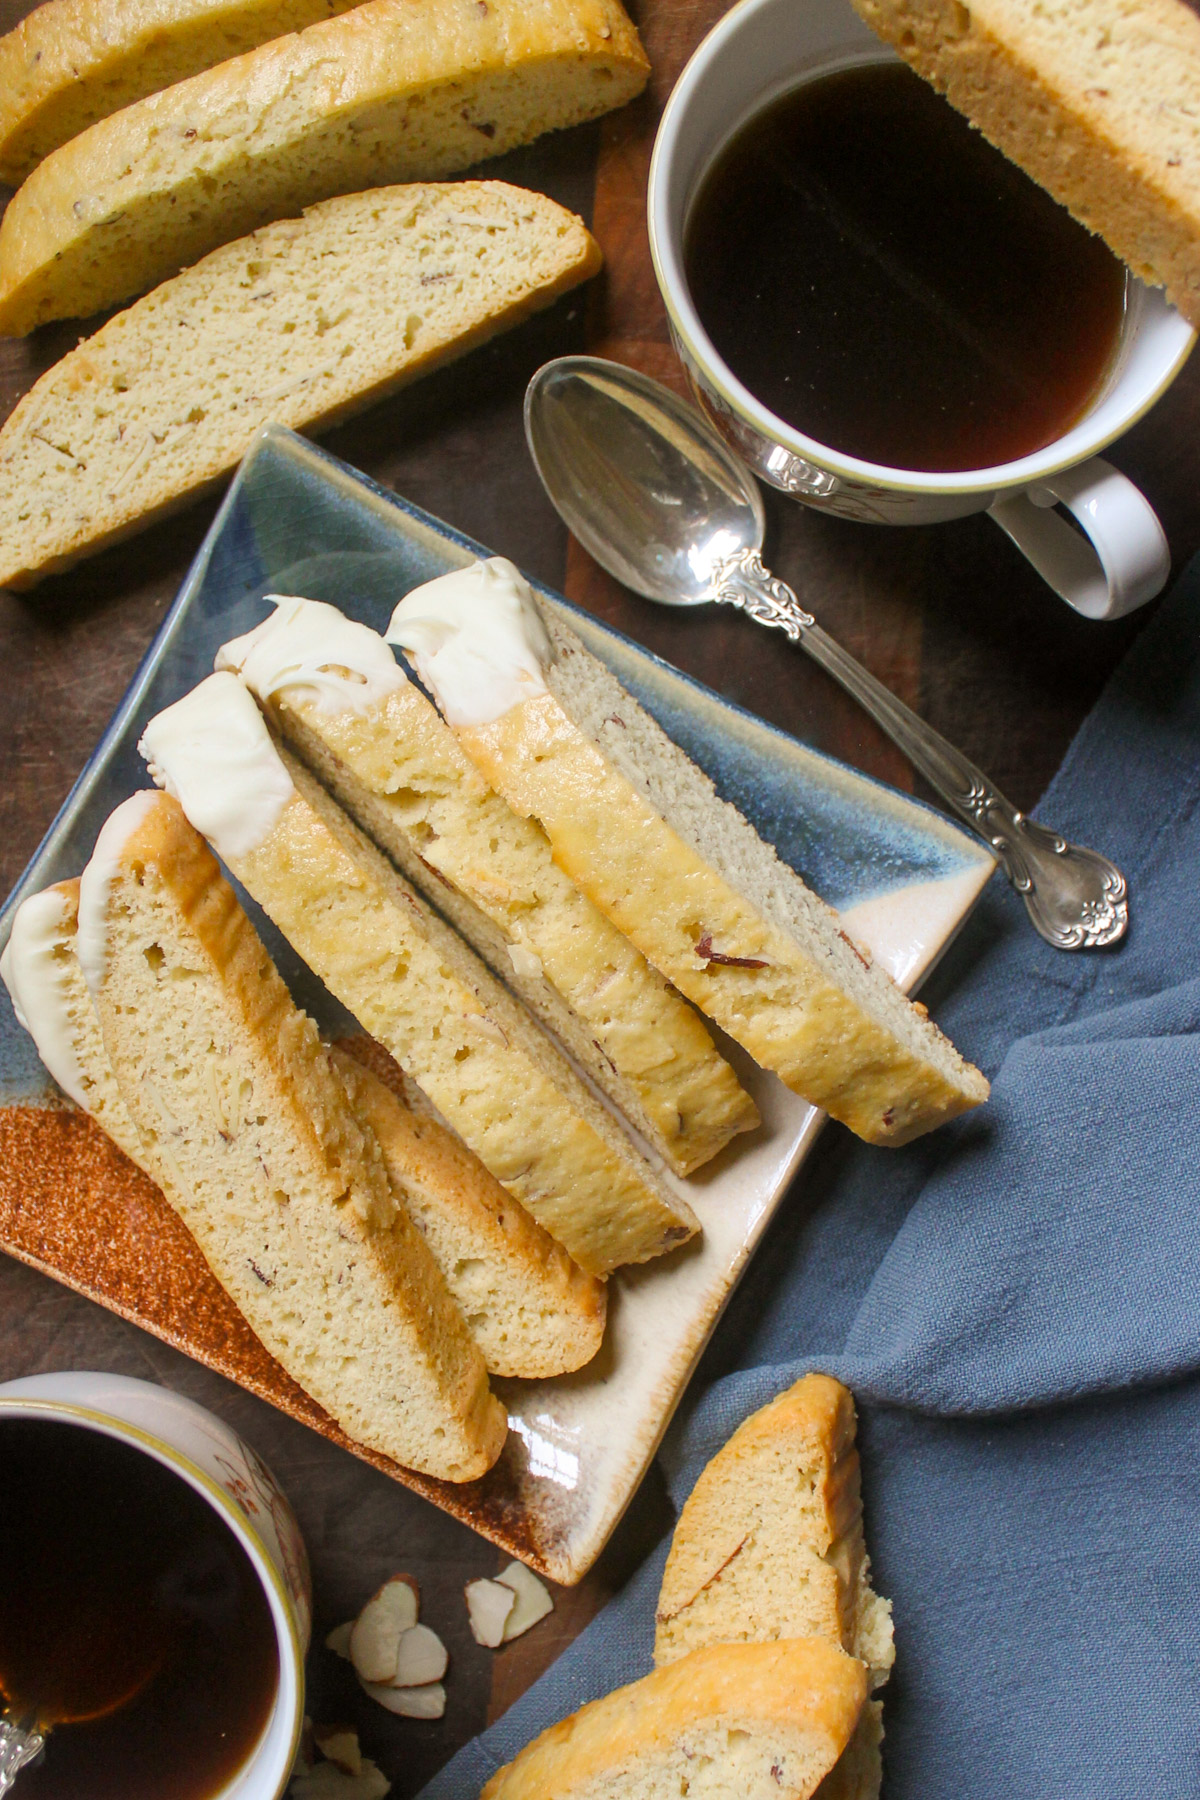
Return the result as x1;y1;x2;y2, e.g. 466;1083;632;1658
685;61;1127;473
0;1420;278;1800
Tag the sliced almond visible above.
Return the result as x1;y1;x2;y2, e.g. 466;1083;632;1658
324;1621;355;1659
358;1676;446;1720
349;1576;420;1683
465;1577;516;1648
313;1726;362;1777
392;1623;448;1688
496;1562;554;1642
289;1757;391;1798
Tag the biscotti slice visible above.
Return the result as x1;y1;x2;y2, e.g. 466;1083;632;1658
654;1374;894;1688
75;789;507;1481
138;675;699;1277
388;559;990;1147
217;597;758;1176
0;0;646;332
482;1638;868;1800
0;0;366;185
1;879;148;1169
850;0;1200;326
331;1045;606;1378
0;183;600;590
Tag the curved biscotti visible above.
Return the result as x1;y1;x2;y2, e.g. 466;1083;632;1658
71;792;508;1481
481;1638;869;1800
332;1044;607;1379
850;0;1200;326
218;598;758;1176
0;182;600;589
654;1374;894;1688
0;0;365;184
139;676;699;1278
435;590;989;1147
0;0;647;332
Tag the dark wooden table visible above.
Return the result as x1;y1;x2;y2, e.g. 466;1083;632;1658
2;0;1198;1790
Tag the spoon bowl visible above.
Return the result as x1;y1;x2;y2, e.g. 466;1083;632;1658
524;356;762;606
524;355;1129;951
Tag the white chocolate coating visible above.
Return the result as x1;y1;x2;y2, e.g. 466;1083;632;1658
1;885;90;1106
386;558;552;728
216;595;407;716
138;672;294;863
76;789;160;994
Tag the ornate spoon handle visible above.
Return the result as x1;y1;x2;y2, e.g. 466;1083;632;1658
711;548;1128;950
0;1718;44;1794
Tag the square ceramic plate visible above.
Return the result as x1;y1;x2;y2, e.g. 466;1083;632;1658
0;424;993;1582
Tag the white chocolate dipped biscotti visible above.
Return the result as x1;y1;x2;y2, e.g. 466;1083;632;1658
387;559;990;1147
0;0;646;333
0;182;600;588
138;674;699;1278
21;793;507;1481
217;595;758;1177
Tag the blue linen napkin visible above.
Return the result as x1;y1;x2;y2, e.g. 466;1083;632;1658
420;560;1200;1800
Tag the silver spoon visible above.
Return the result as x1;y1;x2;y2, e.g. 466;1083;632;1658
0;1717;43;1795
524;355;1129;951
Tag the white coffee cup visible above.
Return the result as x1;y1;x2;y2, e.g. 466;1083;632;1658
647;0;1196;621
0;1371;311;1800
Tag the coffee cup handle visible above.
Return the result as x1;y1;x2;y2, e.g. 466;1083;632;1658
986;456;1170;622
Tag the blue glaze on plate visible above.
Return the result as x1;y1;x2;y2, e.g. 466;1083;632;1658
0;423;992;1104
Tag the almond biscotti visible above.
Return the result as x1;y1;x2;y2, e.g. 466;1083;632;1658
138;674;699;1277
481;1638;869;1800
332;1045;606;1379
0;0;366;185
388;559;990;1147
850;0;1200;326
218;596;759;1176
63;791;507;1481
0;0;647;333
0;182;600;589
654;1374;894;1688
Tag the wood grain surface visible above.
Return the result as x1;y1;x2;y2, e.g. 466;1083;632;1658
1;0;1198;1789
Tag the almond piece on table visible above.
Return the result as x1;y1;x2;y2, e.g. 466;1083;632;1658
495;1563;554;1642
349;1576;420;1683
392;1624;448;1688
465;1577;516;1648
289;1757;391;1798
358;1677;447;1720
313;1727;363;1777
324;1622;355;1659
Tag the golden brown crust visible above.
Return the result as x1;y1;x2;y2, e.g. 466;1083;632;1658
482;1639;868;1800
850;0;1200;324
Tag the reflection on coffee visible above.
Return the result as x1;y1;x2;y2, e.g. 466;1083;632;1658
0;1420;278;1800
685;61;1127;474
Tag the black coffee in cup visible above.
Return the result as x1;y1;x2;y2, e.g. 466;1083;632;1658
685;61;1127;474
0;1419;279;1800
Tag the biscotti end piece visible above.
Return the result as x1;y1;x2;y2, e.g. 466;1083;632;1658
78;789;506;1481
850;0;1200;325
481;1638;869;1800
332;1044;607;1379
0;878;147;1169
217;595;759;1176
0;181;599;589
654;1373;894;1688
138;674;699;1277
388;559;989;1147
0;0;644;333
0;0;365;184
